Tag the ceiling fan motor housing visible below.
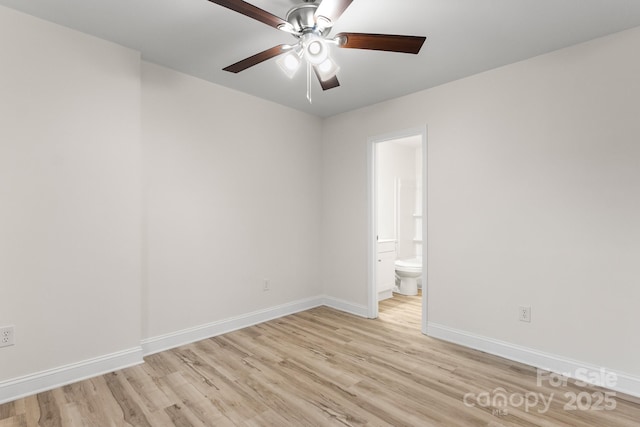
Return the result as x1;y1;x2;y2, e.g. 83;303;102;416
286;3;330;36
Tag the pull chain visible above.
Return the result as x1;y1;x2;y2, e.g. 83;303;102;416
306;61;312;104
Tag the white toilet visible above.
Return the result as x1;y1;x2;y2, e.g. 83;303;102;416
394;257;422;296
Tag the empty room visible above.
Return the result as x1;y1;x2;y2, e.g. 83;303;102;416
1;0;639;426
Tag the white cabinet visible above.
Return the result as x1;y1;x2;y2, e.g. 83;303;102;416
376;241;396;301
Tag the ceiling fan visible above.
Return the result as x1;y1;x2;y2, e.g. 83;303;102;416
207;0;426;96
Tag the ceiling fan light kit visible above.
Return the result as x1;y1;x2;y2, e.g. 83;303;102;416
276;50;303;78
208;0;426;100
316;57;340;81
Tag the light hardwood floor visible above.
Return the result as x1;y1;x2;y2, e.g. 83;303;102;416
1;293;639;426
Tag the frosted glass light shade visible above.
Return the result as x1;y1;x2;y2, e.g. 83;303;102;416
277;51;302;78
303;34;329;65
316;57;340;81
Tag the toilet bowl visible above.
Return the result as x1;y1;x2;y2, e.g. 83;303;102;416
394;257;422;296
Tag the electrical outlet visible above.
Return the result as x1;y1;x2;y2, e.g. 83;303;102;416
519;306;531;323
0;326;15;348
263;279;270;292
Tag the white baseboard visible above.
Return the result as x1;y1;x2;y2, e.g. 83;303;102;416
321;296;369;318
141;295;370;356
0;347;143;405
427;322;640;398
378;289;393;301
141;296;326;356
0;295;369;405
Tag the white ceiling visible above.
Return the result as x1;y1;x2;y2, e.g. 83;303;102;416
2;0;640;117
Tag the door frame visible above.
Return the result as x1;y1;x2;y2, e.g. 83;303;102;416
367;126;428;334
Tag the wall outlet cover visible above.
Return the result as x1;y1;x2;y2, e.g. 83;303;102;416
0;325;15;348
519;306;531;323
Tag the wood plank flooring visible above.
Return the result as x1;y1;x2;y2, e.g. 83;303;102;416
1;293;639;426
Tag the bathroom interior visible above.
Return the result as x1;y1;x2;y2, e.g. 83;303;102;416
375;135;424;323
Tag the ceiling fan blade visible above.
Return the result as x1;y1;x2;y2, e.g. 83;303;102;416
313;66;340;91
314;0;354;23
223;45;290;73
208;0;288;30
335;33;426;54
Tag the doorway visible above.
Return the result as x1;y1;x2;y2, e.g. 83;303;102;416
368;127;427;334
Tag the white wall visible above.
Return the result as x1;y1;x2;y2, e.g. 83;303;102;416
376;142;417;258
322;27;640;377
0;5;323;400
2;1;639;402
414;146;423;257
0;6;142;382
141;63;323;340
